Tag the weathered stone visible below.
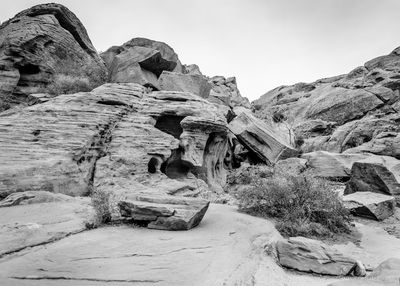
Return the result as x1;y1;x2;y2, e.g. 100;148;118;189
328;258;400;286
159;71;212;98
301;151;400;181
276;237;361;276
209;75;251;108
344;162;400;201
0;82;232;230
253;46;400;156
0;191;73;207
0;197;93;257
0;3;107;111
101;37;183;88
370;258;400;283
343;192;395;220
228;110;298;164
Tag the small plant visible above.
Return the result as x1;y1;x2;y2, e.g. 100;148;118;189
229;166;351;238
91;188;112;227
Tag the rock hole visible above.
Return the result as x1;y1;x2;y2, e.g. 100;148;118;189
18;64;40;75
154;114;185;139
97;99;127;106
161;148;192;179
148;157;159;173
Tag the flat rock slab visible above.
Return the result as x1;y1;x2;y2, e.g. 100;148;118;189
0;198;93;257
343;192;395;220
0;204;279;286
118;195;209;230
276;237;358;276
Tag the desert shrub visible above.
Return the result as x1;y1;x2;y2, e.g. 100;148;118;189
45;59;107;96
46;74;93;95
90;188;112;227
226;163;273;186
230;166;351;238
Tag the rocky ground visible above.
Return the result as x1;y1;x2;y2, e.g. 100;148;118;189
0;203;399;285
0;3;399;286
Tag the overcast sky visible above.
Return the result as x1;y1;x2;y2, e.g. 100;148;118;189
2;0;400;101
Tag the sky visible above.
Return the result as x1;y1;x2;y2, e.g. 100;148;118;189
2;0;400;101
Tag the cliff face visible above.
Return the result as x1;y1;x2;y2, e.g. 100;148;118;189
253;48;400;159
0;3;107;111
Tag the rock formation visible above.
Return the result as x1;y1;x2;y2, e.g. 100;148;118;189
101;37;250;111
276;236;365;276
0;3;107;111
0;82;230;229
343;192;395;221
253;47;400;159
228;110;298;164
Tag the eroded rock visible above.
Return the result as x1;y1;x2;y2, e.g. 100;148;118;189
276;237;362;276
343;192;395;220
228;110;298;164
344;162;400;202
0;3;107;110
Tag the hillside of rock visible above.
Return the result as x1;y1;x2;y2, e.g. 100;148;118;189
253;48;400;158
0;3;107;111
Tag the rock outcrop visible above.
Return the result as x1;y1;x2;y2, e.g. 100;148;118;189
253;47;400;159
0;83;230;229
344;162;400;201
343;192;395;221
328;258;400;286
101;38;182;89
276;237;364;276
0;3;107;111
228;110;298;164
101;37;251;111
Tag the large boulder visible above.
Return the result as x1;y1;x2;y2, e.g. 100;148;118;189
301;151;400;181
343;192;395;221
158;71;212;98
328;258;400;286
276;237;363;276
228;110;298;164
344;162;400;202
119;195;209;231
209;76;251;108
0;3;107;111
101;38;182;89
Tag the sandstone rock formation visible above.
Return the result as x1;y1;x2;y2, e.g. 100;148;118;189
253;47;400;159
343;192;395;221
0;83;230;229
344;162;400;201
328;258;400;286
276;236;364;276
0;3;107;111
228;110;298;164
101;37;251;111
101;37;182;89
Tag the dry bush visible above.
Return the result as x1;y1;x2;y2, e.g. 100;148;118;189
89;188;112;228
229;165;351;238
46;59;107;96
